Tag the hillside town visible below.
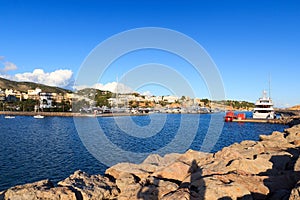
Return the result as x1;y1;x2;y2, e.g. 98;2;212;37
0;86;255;114
0;87;73;112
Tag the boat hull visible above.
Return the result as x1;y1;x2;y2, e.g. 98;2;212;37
253;111;275;119
4;116;15;119
34;115;44;119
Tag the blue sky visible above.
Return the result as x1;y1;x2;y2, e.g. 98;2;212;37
0;0;299;107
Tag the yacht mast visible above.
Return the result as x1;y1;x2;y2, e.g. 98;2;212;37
116;75;118;108
268;74;271;99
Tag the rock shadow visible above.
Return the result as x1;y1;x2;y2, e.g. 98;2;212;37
137;176;159;200
238;147;300;200
189;160;204;200
260;148;300;199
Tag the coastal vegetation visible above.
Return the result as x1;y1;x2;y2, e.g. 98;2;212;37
215;100;255;110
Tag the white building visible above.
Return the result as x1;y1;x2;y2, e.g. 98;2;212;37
27;88;42;100
163;95;179;103
39;93;53;109
5;89;16;96
146;96;163;103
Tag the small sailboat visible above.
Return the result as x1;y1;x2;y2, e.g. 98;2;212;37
4;115;15;119
34;115;44;119
34;104;44;119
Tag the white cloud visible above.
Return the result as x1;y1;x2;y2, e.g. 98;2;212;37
75;82;135;94
13;69;73;88
3;61;17;72
0;57;18;72
0;56;73;88
140;91;153;96
0;74;12;79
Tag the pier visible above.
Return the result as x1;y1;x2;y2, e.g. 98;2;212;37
230;115;300;125
231;118;290;124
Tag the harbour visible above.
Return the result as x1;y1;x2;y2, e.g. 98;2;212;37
223;90;300;125
1;1;300;199
0;113;289;191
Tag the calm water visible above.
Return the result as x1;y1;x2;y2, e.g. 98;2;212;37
0;113;287;191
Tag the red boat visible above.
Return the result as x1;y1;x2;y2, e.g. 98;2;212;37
224;112;246;122
224;111;237;122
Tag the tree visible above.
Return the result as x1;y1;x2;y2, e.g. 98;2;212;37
180;96;186;102
129;100;138;108
201;98;210;107
96;96;109;107
94;90;112;107
21;99;38;112
159;100;168;107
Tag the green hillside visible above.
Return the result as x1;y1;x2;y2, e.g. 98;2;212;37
0;77;72;94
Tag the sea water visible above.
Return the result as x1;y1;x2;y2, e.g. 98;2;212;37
0;113;287;191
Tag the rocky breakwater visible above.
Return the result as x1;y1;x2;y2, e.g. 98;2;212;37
1;124;300;200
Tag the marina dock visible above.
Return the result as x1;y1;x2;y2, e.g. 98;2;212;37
232;118;290;124
230;115;300;125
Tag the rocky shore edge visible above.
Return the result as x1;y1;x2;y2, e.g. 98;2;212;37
1;124;300;200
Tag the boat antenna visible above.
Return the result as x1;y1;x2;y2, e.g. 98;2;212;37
116;75;118;107
268;73;271;98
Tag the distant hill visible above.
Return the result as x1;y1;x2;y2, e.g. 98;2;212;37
289;105;300;111
0;77;72;94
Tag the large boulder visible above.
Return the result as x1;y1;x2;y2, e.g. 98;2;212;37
229;141;265;159
260;131;295;152
285;124;300;145
177;149;212;166
161;188;191;200
115;172;140;192
181;170;267;199
143;176;178;199
105;162;158;180
190;176;252;200
115;181;141;200
58;170;119;200
226;156;273;175
142;153;182;167
152;161;192;182
132;177;179;200
0;179;76;200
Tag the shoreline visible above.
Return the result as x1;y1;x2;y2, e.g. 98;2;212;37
0;111;148;117
1;111;298;126
1;119;300;199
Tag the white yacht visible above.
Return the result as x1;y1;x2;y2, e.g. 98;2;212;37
4;115;15;119
34;115;44;119
253;91;275;119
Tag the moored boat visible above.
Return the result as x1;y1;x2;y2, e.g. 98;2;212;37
253;91;275;119
224;111;237;122
34;115;44;119
4;115;15;119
